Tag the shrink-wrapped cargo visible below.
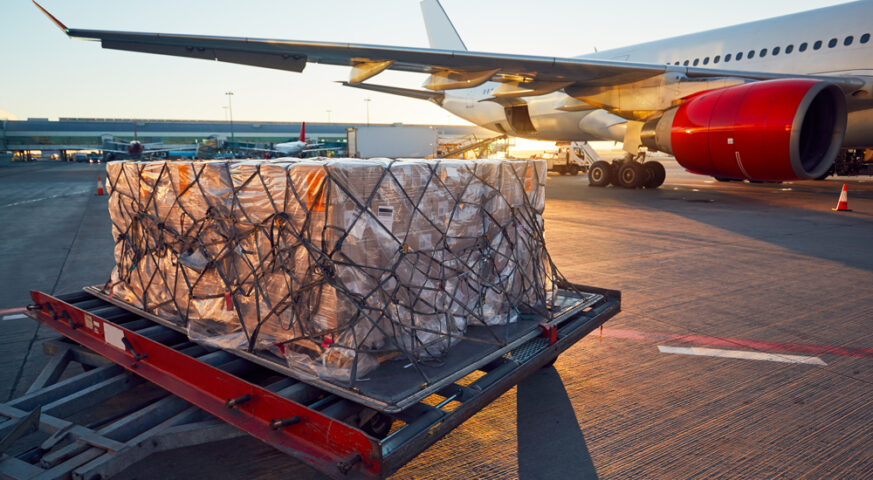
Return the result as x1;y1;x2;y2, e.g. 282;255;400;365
105;158;551;385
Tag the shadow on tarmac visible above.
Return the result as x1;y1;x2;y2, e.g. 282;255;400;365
517;366;599;480
547;178;873;273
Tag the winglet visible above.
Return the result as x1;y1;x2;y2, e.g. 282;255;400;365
420;0;466;51
33;1;70;34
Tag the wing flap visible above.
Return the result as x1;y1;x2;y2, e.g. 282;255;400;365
339;81;445;102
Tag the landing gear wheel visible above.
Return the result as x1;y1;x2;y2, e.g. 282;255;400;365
588;161;612;187
609;163;623;186
361;413;394;439
617;162;645;188
643;161;666;188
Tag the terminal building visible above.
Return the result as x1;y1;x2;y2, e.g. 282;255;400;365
0;117;496;160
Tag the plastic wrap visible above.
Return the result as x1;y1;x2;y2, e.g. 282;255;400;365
106;158;552;385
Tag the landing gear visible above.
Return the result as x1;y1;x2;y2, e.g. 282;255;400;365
587;151;666;189
643;161;666;189
588;161;613;187
617;162;645;188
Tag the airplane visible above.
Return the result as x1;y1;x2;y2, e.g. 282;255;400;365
33;0;873;189
100;138;198;160
237;122;343;158
100;121;197;160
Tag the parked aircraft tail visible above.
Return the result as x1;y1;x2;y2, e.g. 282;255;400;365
420;0;467;51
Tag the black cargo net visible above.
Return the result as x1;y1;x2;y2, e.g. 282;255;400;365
103;159;572;386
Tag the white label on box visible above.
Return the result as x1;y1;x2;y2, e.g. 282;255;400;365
84;314;93;331
377;205;394;231
103;323;126;351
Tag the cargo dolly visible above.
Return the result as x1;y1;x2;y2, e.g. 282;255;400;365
1;283;619;479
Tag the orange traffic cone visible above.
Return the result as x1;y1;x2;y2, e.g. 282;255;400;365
832;184;850;212
96;176;105;196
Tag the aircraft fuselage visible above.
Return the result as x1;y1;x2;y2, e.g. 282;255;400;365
440;1;873;147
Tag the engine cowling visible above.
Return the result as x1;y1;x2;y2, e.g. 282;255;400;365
641;79;847;181
127;141;144;155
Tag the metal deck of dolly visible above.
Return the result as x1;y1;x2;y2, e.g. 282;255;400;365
1;283;619;479
84;285;608;413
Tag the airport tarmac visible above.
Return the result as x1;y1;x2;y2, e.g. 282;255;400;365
2;157;873;479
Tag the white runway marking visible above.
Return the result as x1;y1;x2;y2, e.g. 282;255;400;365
658;345;827;365
1;188;91;208
2;314;28;321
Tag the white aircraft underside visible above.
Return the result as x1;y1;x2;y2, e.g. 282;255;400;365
438;1;873;147
34;0;873;186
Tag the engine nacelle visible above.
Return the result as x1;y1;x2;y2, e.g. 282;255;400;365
127;141;144;155
641;79;847;180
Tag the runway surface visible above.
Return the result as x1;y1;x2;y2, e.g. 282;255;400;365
2;158;872;479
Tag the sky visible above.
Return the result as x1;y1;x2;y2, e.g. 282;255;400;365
0;0;853;125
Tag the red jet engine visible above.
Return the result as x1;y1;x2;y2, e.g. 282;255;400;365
126;140;144;156
642;79;847;180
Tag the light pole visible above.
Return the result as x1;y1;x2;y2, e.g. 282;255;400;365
364;98;371;126
225;91;235;145
326;109;332;123
222;106;229;122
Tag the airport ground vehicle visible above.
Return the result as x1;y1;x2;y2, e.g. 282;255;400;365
544;142;598;176
347;125;437;158
0;283;619;479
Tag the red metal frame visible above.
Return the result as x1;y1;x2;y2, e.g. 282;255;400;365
538;323;557;345
29;290;381;478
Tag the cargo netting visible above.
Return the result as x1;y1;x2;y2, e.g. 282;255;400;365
103;158;567;386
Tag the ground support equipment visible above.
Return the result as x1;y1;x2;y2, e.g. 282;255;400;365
1;283;618;479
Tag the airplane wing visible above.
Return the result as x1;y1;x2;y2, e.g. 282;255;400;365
236;145;344;154
303;146;344;153
100;147;131;154
143;145;198;153
101;145;197;154
35;2;865;94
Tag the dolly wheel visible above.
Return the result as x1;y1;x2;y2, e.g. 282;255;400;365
362;413;394;439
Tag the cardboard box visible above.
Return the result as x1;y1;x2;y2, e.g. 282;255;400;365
106;158;549;384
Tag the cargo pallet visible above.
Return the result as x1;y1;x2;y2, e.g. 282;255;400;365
0;284;619;479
